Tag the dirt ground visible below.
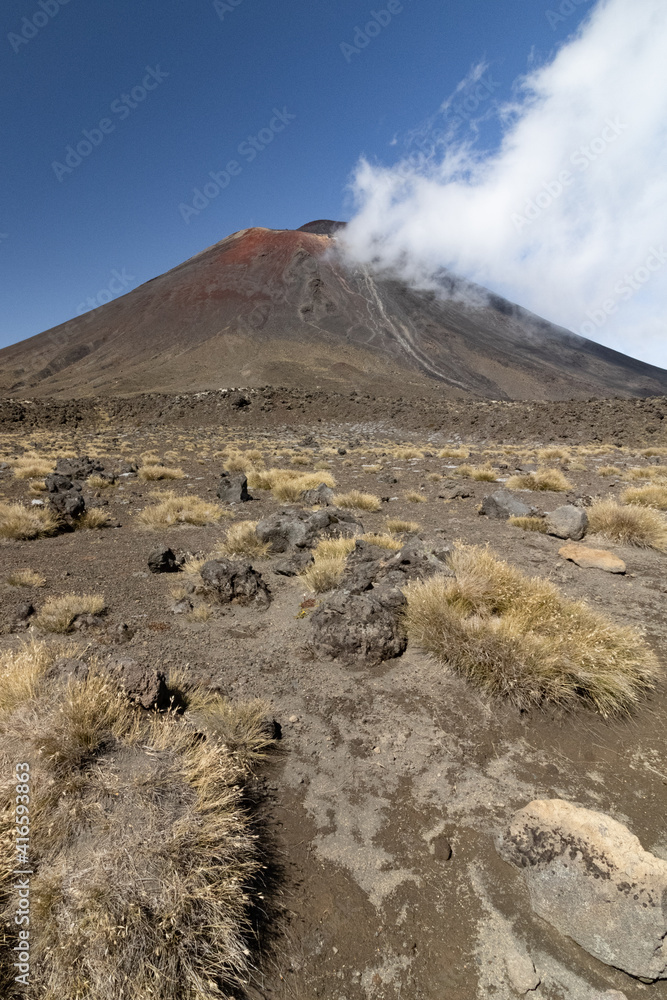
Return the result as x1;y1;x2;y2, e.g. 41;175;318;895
1;408;666;1000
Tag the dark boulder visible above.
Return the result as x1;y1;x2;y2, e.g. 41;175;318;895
217;472;252;503
310;587;407;665
480;489;537;519
106;656;170;710
55;456;103;481
256;507;362;553
201;557;271;606
147;545;183;574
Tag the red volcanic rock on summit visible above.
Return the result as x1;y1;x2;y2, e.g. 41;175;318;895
1;221;666;400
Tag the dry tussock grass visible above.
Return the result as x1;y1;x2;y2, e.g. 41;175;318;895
598;465;621;477
537;446;570;463
587;499;667;550
6;568;46;587
34;593;106;633
75;509;112;530
405;490;427;503
246;469;336;502
386;517;420;534
0;643;277;999
138;492;228;528
394;447;423;460
508;516;548;533
12;455;54;479
301;537;356;593
138;464;185;481
620;484;667;510
506;468;573;492
404;544;658;715
0;503;58;540
218;521;269;558
333;490;381;512
86;474;116;489
438;446;469;459
360;532;402;550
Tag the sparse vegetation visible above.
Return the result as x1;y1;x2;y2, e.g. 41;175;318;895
386;517;420;534
405;490;427;503
404;544;659;715
506;468;574;492
0;502;58;540
34;592;106;633
76;509;112;530
333;490;381;512
587;499;667;550
138;464;186;481
620;484;667;510
87;474;116;489
360;532;402;550
438;446;469;459
301;537;356;593
138;492;228;528
598;465;621;477
218;521;269;557
6;568;46;587
0;642;276;999
12;455;54;479
508;516;548;533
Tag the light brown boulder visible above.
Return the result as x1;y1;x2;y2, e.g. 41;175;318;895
558;542;625;573
497;799;667;980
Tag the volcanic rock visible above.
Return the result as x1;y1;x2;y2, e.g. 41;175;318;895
497;799;667;980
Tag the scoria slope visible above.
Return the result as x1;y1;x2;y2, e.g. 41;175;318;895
2;221;666;400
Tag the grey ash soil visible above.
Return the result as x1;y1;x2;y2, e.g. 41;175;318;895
1;415;667;1000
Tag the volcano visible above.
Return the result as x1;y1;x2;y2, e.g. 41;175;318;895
2;220;666;400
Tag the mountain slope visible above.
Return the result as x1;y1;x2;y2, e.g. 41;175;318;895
2;222;666;400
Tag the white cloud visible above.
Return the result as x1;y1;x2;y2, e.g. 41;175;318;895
341;0;667;369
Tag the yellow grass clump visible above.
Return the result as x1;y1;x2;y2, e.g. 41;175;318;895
0;502;58;540
34;593;106;633
76;509;112;530
301;536;356;593
537;446;570;463
218;521;269;558
246;468;336;502
405;490;428;503
332;490;382;512
587;499;667;550
386;517;420;534
138;492;228;528
508;516;548;533
87;474;116;489
506;468;574;492
598;466;621;477
12;455;54;479
438;446;469;459
6;568;46;587
404;544;659;715
138;464;186;481
620;484;667;510
360;532;403;550
0;641;277;999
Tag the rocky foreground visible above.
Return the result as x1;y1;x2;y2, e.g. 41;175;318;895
0;412;666;1000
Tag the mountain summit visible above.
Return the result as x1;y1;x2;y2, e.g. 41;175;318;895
2;221;666;400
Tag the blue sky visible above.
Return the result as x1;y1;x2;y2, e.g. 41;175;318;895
1;0;603;350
